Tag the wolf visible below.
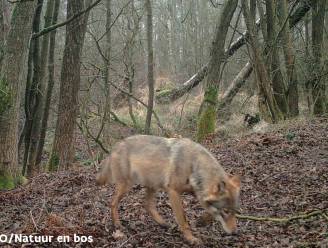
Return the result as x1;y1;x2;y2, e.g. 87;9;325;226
96;135;240;244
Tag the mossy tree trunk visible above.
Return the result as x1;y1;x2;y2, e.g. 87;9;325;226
196;0;238;142
0;1;37;189
48;0;90;171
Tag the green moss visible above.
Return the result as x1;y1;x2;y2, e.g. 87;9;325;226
48;152;59;172
156;89;172;97
196;86;218;142
14;175;28;186
0;173;15;190
0;77;12;115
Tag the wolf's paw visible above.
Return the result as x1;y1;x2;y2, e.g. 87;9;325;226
112;229;126;240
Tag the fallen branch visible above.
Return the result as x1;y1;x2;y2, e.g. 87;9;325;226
237;209;326;223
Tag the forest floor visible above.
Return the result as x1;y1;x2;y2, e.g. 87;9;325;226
1;118;327;248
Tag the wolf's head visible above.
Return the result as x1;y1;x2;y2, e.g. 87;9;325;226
201;175;241;234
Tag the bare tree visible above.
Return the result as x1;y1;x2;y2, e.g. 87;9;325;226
277;0;299;117
0;1;37;189
196;0;238;141
144;0;155;134
36;0;61;167
311;0;327;115
242;0;283;122
48;0;91;171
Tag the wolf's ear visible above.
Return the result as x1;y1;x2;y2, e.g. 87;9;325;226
229;175;241;187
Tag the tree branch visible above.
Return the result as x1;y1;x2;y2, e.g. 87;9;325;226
237;209;326;223
32;0;102;39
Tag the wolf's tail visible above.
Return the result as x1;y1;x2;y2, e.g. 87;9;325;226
96;157;112;186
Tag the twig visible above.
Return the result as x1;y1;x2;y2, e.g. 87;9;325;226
29;210;39;232
117;231;149;248
237;209;325;223
107;80;170;136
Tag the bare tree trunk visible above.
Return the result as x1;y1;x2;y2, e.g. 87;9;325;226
0;1;36;189
0;0;8;68
20;0;43;176
277;0;299;117
265;0;288;117
144;0;155;134
311;0;327;115
25;0;56;175
35;0;60;167
124;0;139;127
48;0;90;171
102;0;111;140
242;0;283;123
196;0;238;142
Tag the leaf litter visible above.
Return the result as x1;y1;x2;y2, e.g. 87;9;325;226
0;118;327;247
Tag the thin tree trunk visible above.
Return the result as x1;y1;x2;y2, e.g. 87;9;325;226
102;0;111;140
196;0;238;142
242;0;283;123
277;0;299;117
22;0;44;176
0;1;37;189
35;0;60;167
48;0;90;171
265;0;288;117
311;0;327;115
145;0;155;134
26;0;55;175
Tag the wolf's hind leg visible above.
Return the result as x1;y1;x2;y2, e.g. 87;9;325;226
167;189;201;244
111;182;130;228
144;188;168;227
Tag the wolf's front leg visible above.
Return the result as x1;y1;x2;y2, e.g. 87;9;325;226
167;189;201;245
111;182;130;228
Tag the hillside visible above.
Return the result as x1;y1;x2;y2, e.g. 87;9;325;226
1;118;327;247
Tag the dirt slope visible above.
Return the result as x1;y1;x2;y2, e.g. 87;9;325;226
1;118;327;247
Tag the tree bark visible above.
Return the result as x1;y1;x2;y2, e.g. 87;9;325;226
311;0;327;115
144;0;155;134
155;0;311;104
242;0;283;123
196;0;238;142
48;0;90;171
265;0;288;117
277;0;299;117
35;0;60;167
0;1;37;189
23;0;44;176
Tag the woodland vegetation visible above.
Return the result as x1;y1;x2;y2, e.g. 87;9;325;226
0;0;327;247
